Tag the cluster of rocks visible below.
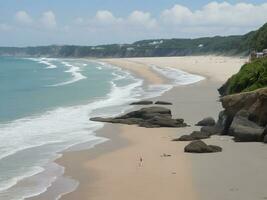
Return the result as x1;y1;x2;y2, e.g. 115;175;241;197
218;87;267;143
90;106;187;128
179;87;267;154
130;100;172;105
172;116;222;153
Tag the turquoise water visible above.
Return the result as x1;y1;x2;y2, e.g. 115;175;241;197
0;57;124;123
0;57;204;200
0;57;146;200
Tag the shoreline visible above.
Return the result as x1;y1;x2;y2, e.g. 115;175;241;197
30;56;247;200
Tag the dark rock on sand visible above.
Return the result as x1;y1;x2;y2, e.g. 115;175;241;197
196;117;216;126
130;100;153;105
173;131;211;141
155;101;172;105
184;140;222;153
200;126;222;135
139;116;186;128
229;110;264;142
90;106;187;128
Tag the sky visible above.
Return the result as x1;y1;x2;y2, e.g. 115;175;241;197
0;0;267;46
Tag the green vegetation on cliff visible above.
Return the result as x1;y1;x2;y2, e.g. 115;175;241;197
219;57;267;96
248;23;267;51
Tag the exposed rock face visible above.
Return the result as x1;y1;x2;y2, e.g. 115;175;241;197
196;117;216;126
155;101;173;105
90;106;187;128
216;88;267;143
173;131;211;141
221;87;267;127
184;140;222;153
229;110;264;142
130;101;153;105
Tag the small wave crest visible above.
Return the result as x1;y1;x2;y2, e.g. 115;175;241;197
28;58;57;69
51;61;87;86
151;65;205;85
0;63;143;199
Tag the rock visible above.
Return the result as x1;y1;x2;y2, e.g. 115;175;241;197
173;131;211;141
130;100;153;105
221;87;267;127
216;110;232;135
230;110;265;142
196;117;216;126
184;140;222;153
155;101;172;105
140;116;186;128
90;106;187;128
121;107;172;119
200;126;222;135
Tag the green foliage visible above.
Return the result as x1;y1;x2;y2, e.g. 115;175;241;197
224;57;267;95
249;23;267;51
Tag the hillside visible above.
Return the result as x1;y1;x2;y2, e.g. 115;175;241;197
0;22;266;58
218;57;267;96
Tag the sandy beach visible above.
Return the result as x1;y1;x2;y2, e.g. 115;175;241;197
31;56;267;200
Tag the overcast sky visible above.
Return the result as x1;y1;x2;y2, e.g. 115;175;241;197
1;0;267;46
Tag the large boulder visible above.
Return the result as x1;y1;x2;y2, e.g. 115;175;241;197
216;110;232;135
230;110;265;142
184;140;222;153
173;131;211;141
130;101;153;105
90;106;187;128
196;117;216;126
221;87;267;127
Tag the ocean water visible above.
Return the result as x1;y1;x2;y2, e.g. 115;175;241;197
0;57;204;200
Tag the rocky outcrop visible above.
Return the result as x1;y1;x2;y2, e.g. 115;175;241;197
173;131;211;141
184;140;222;153
90;106;187;128
221;87;267;127
229;110;264;142
215;87;267;143
196;117;216;126
130;101;153;105
155;101;172;105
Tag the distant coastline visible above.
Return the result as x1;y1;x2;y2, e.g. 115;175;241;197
2;22;267;58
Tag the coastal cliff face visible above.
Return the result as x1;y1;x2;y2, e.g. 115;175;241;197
216;74;267;142
211;54;267;143
221;88;267;127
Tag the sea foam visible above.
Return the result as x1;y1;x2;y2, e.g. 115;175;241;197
150;65;205;85
51;61;87;86
0;61;144;200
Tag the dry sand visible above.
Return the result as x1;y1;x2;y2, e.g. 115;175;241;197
103;56;247;82
33;56;267;200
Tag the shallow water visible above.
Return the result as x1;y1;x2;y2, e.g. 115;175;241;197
0;57;205;200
